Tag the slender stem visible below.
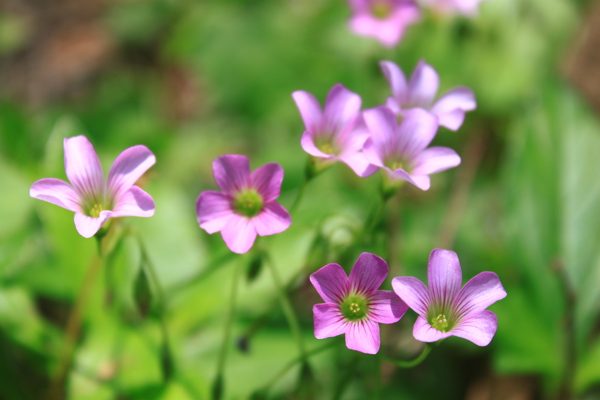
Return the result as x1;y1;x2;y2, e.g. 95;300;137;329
333;352;360;400
382;343;433;368
215;260;240;385
135;233;175;379
46;240;105;400
260;341;337;395
289;180;308;214
264;253;306;359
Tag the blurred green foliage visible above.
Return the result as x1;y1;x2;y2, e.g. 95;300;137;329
1;0;599;399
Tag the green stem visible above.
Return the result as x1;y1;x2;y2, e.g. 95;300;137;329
215;260;241;389
264;253;306;360
333;352;360;400
136;235;175;380
259;341;337;395
382;343;433;368
46;237;106;400
289;180;308;214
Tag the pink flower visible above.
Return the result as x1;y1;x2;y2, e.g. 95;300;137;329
392;249;507;346
30;135;156;238
381;60;476;131
310;253;408;354
292;84;376;177
362;106;461;190
196;155;291;254
420;0;484;16
348;0;421;47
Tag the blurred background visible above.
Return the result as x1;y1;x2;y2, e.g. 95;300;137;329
1;0;600;399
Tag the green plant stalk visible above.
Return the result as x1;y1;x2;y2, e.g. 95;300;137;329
215;260;241;392
382;343;433;368
265;253;306;360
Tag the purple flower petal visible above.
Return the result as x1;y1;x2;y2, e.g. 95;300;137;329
411;147;461;176
346;319;380;354
107;145;156;200
413;315;453;342
451;310;498;346
300;131;333;158
252;202;291;236
111;186;155;218
397;109;438;159
454;272;507;321
388;167;431;190
74;211;112;238
430;87;476;131
380;60;408;102
427;248;462;308
339;152;378;177
221;214;257;254
322;84;361;134
30;178;82;212
213;155;251;195
349;252;389;294
196;191;234;234
408;60;439;108
362;138;385;168
363;106;398;149
64;136;104;201
369;290;408;324
292;90;322;133
310;263;350;304
391;276;430;317
250;163;283;203
313;303;349;339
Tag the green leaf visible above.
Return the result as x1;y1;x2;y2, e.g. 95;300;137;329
134;264;153;318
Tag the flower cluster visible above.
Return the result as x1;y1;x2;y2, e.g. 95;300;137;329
293;60;471;191
311;249;506;353
348;0;486;47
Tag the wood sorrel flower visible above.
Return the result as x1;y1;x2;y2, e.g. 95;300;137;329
419;0;485;16
381;60;476;131
363;106;460;190
292;84;376;177
30;135;155;238
310;253;408;354
196;155;291;254
392;249;507;346
348;0;421;47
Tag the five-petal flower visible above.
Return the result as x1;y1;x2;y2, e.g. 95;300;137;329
311;252;408;354
30;135;156;238
362;106;461;190
348;0;421;48
196;154;291;254
419;0;485;16
392;248;506;346
381;60;476;131
292;84;376;177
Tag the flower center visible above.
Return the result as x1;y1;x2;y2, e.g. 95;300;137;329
384;156;408;172
341;294;369;321
372;1;392;19
430;314;450;332
233;189;264;218
88;203;105;218
315;136;338;156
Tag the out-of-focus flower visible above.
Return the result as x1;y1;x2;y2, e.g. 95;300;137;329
362;106;460;190
392;249;506;346
348;0;421;47
292;84;376;177
30;135;155;238
381;60;476;130
310;253;408;354
196;155;291;254
419;0;485;16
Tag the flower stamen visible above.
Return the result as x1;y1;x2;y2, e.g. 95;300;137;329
233;189;264;218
